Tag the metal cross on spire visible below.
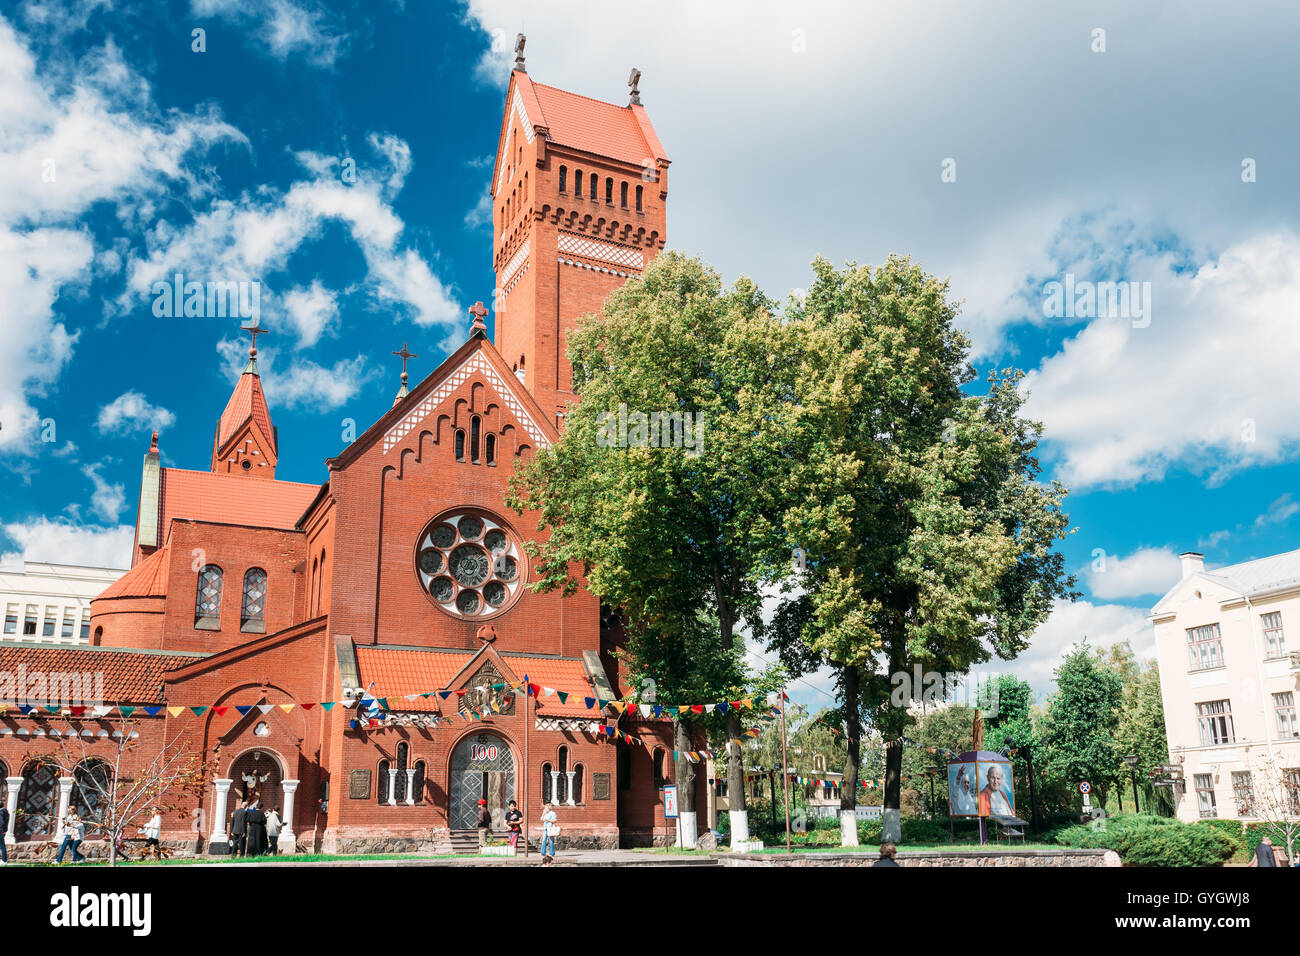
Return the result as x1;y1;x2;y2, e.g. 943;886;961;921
391;342;418;403
241;321;269;372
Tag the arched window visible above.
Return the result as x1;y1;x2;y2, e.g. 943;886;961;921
572;764;584;804
195;565;222;629
541;762;553;803
317;551;327;614
412;761;426;805
636;184;643;212
574;169;583;198
652;748;666;789
93;626;103;644
72;759;111;826
455;429;465;461
589;174;597;200
485;434;496;466
377;759;390;805
16;759;58;839
470;416;481;463
620;181;628;208
557;746;569;804
558;165;567;192
605;177;613;204
241;568;267;633
395;743;409;803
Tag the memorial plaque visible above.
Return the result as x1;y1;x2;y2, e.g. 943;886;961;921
593;772;611;800
349;769;371;799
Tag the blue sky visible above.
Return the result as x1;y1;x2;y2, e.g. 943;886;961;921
3;0;1300;705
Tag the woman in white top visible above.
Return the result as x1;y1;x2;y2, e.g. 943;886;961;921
265;807;282;854
540;803;558;864
139;808;163;860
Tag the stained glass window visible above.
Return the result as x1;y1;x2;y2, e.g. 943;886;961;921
377;760;390;805
241;568;267;633
72;760;111;825
195;565;223;629
416;511;526;620
17;760;57;838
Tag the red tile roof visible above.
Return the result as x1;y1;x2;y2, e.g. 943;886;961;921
356;646;599;717
217;370;274;453
0;641;207;705
98;544;169;600
158;468;320;533
527;77;668;166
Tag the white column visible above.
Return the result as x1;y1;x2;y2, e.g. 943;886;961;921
210;778;233;850
387;768;398;807
565;771;576;807
549;771;561;806
278;779;298;853
404;771;415;806
4;777;21;846
55;776;73;838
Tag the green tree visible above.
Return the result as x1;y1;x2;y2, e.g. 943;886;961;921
781;256;1077;842
508;252;829;844
1040;642;1125;806
1112;656;1170;815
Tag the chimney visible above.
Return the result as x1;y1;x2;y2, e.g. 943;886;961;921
1179;551;1204;580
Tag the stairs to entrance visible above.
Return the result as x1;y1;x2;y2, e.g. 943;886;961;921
446;829;537;855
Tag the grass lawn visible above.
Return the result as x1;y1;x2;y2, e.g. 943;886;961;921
4;851;471;867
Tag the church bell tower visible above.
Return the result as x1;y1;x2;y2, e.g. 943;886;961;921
491;36;670;423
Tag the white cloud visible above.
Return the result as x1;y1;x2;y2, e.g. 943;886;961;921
0;517;133;569
81;462;125;522
190;0;348;66
1085;546;1181;601
1254;493;1300;531
281;280;339;348
1023;231;1300;489
217;337;372;412
463;189;492;230
1000;599;1153;699
96;390;177;436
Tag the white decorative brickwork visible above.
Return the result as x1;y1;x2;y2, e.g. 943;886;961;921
557;232;644;271
500;240;530;289
382;351;550;455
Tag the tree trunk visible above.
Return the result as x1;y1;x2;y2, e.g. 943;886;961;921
673;717;697;848
725;708;750;843
839;664;861;846
883;738;903;843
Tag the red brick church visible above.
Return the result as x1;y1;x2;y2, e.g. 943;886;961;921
0;49;704;855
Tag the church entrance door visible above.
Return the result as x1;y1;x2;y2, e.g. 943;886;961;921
228;749;283;812
449;733;514;829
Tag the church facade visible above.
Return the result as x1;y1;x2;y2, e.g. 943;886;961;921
0;53;702;855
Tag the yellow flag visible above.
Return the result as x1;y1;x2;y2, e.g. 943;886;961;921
167;706;183;717
279;704;295;713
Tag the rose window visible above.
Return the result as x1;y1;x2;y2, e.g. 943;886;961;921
416;509;527;619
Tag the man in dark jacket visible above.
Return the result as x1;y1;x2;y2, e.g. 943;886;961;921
0;804;9;863
873;841;900;867
243;803;267;856
1252;836;1282;867
229;799;247;857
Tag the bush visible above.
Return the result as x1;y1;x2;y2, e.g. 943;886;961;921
1121;825;1236;867
1192;820;1246;854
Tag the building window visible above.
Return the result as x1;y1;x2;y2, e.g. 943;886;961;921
558;165;567;192
195;565;223;629
571;764;584;804
620;181;628;208
1196;699;1235;746
241;568;267;633
72;760;111;825
377;760;390;805
471;416;481;463
541;762;553;803
485;434;496;466
24;606;37;635
1186;623;1224;671
589;174;597;200
1261;611;1287;658
395;742;409;803
3;611;15;634
574;169;583;197
636;184;643;212
1274;691;1297;739
605;177;613;204
1286;769;1300;815
1194;773;1218;818
556;747;569;804
455;429;465;461
17;759;59;838
1231;770;1255;817
79;616;90;640
61;613;75;639
652;748;665;789
42;610;56;637
412;761;426;805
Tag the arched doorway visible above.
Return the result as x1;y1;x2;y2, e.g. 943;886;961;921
16;759;58;839
228;749;284;813
449;732;514;829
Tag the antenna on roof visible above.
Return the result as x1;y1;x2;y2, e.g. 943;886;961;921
514;33;526;73
628;67;641;105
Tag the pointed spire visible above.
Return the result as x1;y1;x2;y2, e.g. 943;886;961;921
469;301;489;339
241;321;270;374
391;342;418;405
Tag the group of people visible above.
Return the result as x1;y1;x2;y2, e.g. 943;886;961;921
46;807;163;864
227;798;283;856
477;799;560;864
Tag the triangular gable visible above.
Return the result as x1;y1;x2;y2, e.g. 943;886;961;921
445;642;520;694
378;335;557;457
216;693;303;748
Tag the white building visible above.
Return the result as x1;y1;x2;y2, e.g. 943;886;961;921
1151;550;1300;822
0;562;126;645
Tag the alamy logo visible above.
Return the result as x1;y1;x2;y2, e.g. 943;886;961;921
595;404;705;456
1042;273;1151;328
151;272;261;320
889;665;1001;717
0;666;104;708
50;887;152;936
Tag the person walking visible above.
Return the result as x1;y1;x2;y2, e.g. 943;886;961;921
55;811;86;864
1250;836;1285;867
265;806;282;855
0;803;9;864
873;841;900;867
540;803;558;864
476;798;492;848
229;798;248;857
139;807;163;860
504;799;523;850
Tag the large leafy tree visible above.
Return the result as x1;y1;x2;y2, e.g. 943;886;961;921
507;252;833;841
1040;642;1125;806
1111;653;1170;814
780;256;1077;842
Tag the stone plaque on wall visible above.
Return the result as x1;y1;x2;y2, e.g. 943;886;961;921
349;769;371;799
593;772;611;800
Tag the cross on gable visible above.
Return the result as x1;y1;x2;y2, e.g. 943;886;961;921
242;322;270;358
468;301;489;338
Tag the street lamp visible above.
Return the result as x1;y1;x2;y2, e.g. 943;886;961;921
1006;734;1042;833
1123;754;1141;814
